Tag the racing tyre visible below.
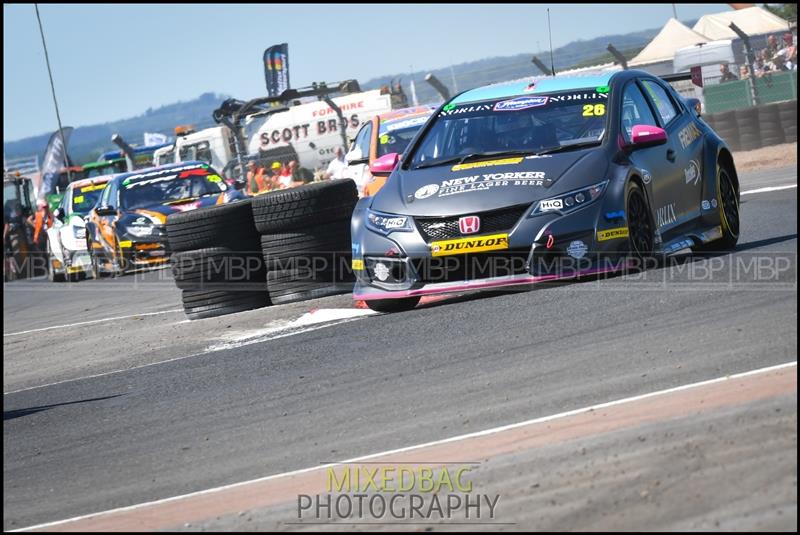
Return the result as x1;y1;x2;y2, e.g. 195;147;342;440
626;180;655;266
166;199;259;253
266;269;349;305
778;100;797;143
260;220;351;273
251;180;358;234
714;162;740;251
170;247;266;290
363;296;421;313
181;289;269;320
734;108;761;151
757;103;785;146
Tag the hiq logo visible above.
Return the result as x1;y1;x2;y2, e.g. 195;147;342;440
494;96;549;112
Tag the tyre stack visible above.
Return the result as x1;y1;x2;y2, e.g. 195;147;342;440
777;100;797;144
734;107;761;152
757;103;786;147
166;200;269;320
705;110;740;151
252;180;358;305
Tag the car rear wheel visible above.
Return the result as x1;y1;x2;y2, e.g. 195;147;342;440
715;164;740;250
364;296;421;313
626;181;654;261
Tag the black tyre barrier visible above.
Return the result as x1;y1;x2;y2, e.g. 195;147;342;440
166;199;259;252
260;220;352;274
265;269;350;305
170;247;266;291
704;100;797;152
757;103;786;146
251;179;357;234
778;100;797;143
181;288;270;320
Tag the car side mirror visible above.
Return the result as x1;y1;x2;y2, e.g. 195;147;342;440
346;147;368;166
95;205;117;216
53;208;65;221
628;125;668;148
369;152;400;175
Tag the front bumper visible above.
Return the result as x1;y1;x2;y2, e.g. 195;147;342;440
352;192;631;300
120;226;170;266
52;250;92;275
353;260;633;300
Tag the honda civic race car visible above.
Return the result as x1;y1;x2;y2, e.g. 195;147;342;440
350;70;740;312
46;175;112;281
86;161;246;276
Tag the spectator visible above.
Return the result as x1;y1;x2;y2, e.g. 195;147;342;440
278;160;304;189
719;63;738;83
779;32;797;70
269;161;283;189
325;146;349;179
766;34;780;59
31;198;51;245
772;53;790;72
246;160;269;195
754;51;771;78
739;64;750;79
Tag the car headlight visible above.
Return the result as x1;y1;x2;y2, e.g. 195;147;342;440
365;208;413;235
530;181;608;216
72;226;86;240
125;225;154;237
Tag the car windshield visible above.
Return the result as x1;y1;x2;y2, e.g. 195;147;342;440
120;167;226;210
69;183;106;216
409;89;609;168
377;115;430;158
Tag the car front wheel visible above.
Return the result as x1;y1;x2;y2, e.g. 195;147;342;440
626;180;655;261
715;163;740;250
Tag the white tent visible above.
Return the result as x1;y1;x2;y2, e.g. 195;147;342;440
692;6;791;40
629;18;710;67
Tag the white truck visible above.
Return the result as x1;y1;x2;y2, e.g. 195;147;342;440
152;125;234;172
154;87;405;181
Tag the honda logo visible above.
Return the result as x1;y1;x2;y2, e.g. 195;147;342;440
459;215;480;235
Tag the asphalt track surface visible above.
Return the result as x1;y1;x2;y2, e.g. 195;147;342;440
3;166;797;531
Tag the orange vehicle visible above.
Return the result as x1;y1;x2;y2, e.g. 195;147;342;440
345;105;437;197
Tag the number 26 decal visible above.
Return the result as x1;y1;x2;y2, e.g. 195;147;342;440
582;104;606;117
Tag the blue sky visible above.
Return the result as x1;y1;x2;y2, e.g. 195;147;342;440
3;3;732;141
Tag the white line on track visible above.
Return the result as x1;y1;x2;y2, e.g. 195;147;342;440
11;360;797;532
741;183;797;195
2;309;184;337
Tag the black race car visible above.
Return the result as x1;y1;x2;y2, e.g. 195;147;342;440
350;70;740;312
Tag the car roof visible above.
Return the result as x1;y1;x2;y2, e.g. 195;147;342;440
450;73;617;105
69;175;114;189
112;161;210;184
379;105;437;124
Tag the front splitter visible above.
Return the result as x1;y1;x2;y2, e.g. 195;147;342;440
354;260;634;300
